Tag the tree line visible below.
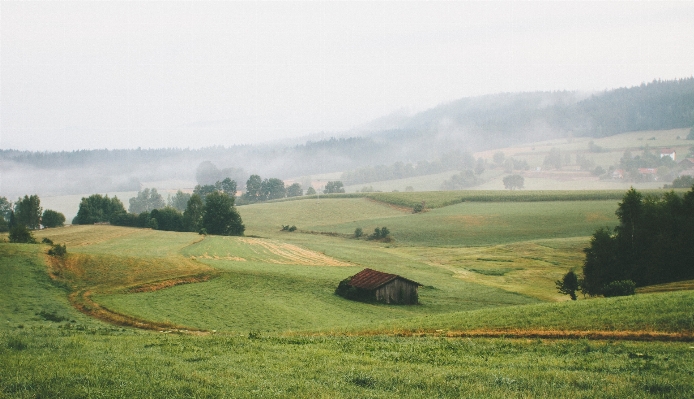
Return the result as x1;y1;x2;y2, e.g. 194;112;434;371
559;187;694;299
0;195;66;243
74;181;244;236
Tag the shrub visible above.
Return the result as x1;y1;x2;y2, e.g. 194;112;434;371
9;225;36;243
602;280;636;297
354;227;363;238
42;237;54;244
47;244;67;257
413;203;424;213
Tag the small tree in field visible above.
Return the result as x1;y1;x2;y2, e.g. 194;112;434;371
503;174;524;190
556;270;580;300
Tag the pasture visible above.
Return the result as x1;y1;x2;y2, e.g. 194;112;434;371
2;190;693;397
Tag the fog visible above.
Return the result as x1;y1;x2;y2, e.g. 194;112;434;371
2;1;693;151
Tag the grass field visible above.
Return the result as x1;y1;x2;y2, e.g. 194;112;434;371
2;190;694;397
2;244;693;398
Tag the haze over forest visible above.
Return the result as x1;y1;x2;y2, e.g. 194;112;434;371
2;78;694;200
2;2;694;200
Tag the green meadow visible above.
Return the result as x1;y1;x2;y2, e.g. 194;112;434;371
2;191;694;397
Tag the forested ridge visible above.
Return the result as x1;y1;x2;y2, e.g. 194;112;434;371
2;78;693;197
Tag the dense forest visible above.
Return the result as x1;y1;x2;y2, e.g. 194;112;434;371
1;78;693;197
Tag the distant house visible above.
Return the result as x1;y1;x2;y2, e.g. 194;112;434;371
612;169;625;179
335;268;421;305
661;148;676;161
638;168;658;181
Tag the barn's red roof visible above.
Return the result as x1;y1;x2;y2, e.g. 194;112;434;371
348;268;421;290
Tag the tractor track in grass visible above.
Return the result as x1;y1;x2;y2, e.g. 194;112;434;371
44;253;215;334
312;329;694;342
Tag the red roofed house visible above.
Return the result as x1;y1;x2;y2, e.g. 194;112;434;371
335;268;421;305
661;148;676;161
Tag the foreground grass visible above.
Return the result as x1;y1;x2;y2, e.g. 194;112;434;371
2;239;694;398
3;328;693;399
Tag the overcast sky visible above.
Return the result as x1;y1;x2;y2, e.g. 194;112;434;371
2;1;693;151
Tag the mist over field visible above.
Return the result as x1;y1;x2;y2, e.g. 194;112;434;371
2;78;694;205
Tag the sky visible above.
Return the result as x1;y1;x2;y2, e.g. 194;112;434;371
2;1;694;152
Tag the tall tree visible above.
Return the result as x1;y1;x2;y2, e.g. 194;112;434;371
286;183;303;197
0;197;12;222
323;181;345;194
262;178;286;200
75;194;126;225
14;195;42;229
243;174;263;202
202;192;244;236
183;194;204;232
129;188;165;214
167;190;191;212
217;178;237;198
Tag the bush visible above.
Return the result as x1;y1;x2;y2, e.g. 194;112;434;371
47;244;67;257
42;237;54;244
412;203;424;213
288;225;297;232
354;227;363;238
602;280;636;297
9;225;36;243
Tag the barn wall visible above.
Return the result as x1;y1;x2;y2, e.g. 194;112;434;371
374;278;418;304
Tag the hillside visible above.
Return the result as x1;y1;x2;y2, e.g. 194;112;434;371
2;78;693;200
2;192;694;398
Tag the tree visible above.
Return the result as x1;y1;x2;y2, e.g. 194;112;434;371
218;178;237;198
0;197;12;222
41;209;65;228
475;158;486;175
9;225;36;243
543;147;562;170
556;271;580;300
129;188;165;214
441;170;479;190
493;151;505;165
324;181;345;194
183;194;204;232
167;190;191;212
286;183;303;197
150;207;185;232
306;186;317;195
502;174;524;190
354;227;363;238
243;174;263;202
262;178;286;200
75;194;126;225
14;195;42;229
0;197;12;231
582;227;617;296
668;175;694;188
201;192;244;236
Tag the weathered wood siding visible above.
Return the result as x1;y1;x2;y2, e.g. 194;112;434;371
374;278;419;304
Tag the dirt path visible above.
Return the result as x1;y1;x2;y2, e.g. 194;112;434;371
309;328;694;342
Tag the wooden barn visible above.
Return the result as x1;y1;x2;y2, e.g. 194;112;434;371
335;268;421;305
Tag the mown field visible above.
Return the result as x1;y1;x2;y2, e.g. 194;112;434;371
2;191;694;397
